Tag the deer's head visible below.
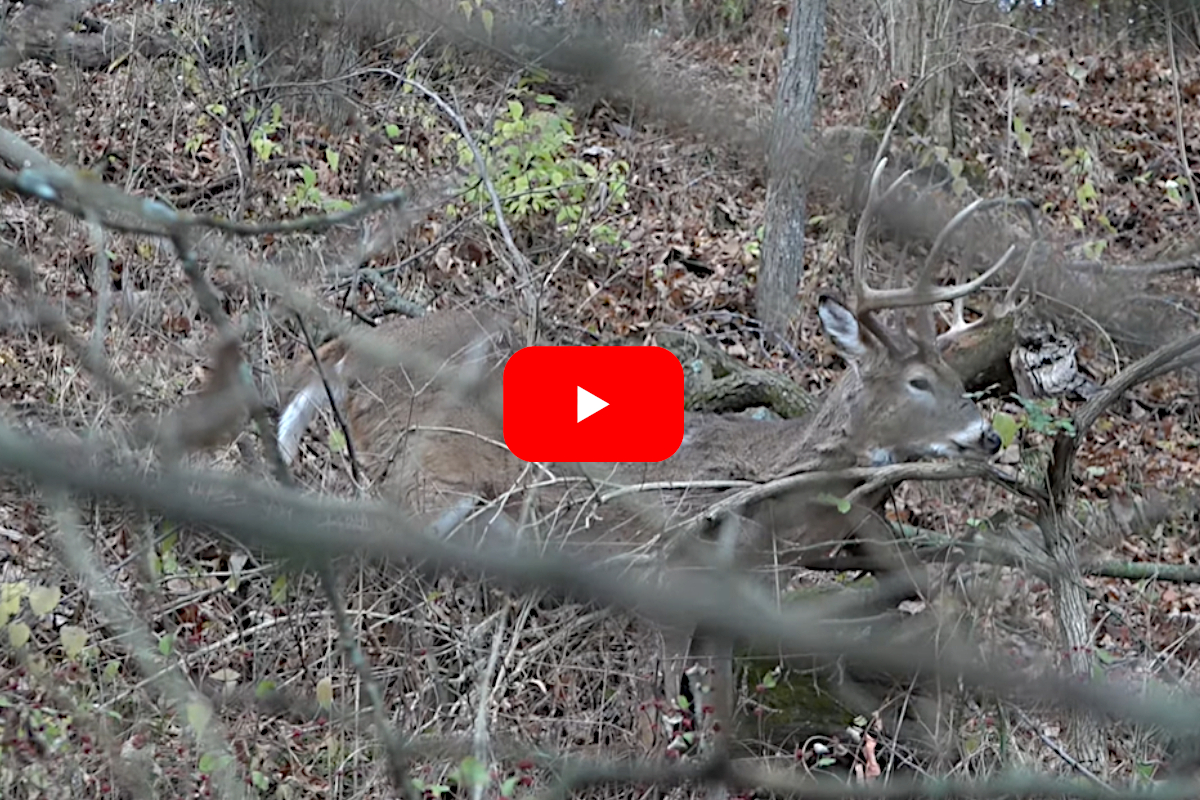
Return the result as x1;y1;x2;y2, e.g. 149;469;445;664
817;294;1000;467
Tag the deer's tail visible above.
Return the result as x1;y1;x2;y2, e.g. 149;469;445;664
278;341;353;465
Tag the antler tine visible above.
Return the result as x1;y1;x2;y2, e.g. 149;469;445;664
936;239;1037;348
851;158;889;299
918;197;1035;287
851;158;914;311
857;193;1039;317
849;158;919;354
932;197;1039;347
936;275;1032;348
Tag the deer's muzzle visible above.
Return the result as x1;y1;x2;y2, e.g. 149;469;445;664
949;420;1003;458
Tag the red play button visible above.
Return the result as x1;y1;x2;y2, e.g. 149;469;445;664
503;347;684;462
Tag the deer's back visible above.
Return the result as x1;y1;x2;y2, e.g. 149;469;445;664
294;308;883;567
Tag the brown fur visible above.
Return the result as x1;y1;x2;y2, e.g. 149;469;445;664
279;302;999;749
280;303;995;570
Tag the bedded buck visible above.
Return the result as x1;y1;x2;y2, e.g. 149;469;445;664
276;161;1030;748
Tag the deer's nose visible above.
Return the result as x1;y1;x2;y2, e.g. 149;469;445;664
982;429;1002;455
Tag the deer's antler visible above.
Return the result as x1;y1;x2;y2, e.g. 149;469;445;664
850;157;1039;351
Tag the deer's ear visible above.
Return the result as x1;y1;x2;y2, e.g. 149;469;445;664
818;295;870;359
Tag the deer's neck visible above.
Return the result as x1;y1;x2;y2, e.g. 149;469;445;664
628;373;866;487
765;374;865;475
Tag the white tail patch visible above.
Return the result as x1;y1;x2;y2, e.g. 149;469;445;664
278;355;350;465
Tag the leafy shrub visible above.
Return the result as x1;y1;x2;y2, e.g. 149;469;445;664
451;90;629;247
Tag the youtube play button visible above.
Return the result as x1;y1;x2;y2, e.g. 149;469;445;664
576;387;608;422
503;347;684;462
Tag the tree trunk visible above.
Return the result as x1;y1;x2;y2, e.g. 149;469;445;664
1039;511;1109;777
758;0;827;334
883;0;958;146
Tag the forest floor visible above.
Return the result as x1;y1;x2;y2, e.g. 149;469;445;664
3;1;1200;797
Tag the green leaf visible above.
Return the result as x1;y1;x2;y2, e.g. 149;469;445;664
0;583;25;626
991;412;1019;449
457;757;489;788
28;585;61;616
385;123;400;138
325;148;340;172
8;621;31;648
481;8;494;37
187;700;212;736
500;775;519;797
159;633;175;656
316;675;334;710
60;625;87;658
1013;115;1033;157
252;771;269;791
255;680;277;699
1082;239;1107;260
1076;180;1097;208
506;100;523;122
816;492;852;514
271;575;287;604
816;756;836;767
535;94;556;105
197;752;218;774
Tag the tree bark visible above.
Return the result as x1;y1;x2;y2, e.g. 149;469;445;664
882;0;958;146
758;0;827;334
1040;512;1109;777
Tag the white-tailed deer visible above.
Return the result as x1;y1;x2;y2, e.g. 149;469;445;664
276;160;1029;752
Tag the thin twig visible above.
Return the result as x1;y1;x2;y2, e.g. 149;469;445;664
472;609;508;800
1166;15;1200;232
48;493;248;800
85;215;113;367
169;224;292;486
317;563;416;799
296;314;364;487
1011;705;1111;789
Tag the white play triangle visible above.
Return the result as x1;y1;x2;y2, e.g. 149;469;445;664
576;386;609;422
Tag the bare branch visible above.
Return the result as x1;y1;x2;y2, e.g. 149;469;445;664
1049;329;1200;504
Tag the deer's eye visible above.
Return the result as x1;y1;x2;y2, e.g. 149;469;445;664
908;377;933;392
